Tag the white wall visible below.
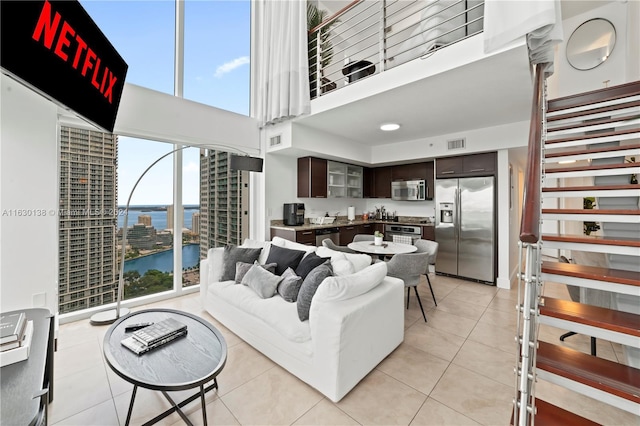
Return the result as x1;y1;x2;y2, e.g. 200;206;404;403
548;2;631;98
1;74;59;315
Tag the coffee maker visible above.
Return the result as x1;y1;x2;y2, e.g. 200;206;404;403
283;203;305;226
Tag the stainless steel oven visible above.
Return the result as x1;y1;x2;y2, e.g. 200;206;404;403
384;224;422;243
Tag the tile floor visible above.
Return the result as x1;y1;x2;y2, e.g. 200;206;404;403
50;274;639;426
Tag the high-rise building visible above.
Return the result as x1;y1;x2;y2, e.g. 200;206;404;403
58;126;118;314
199;150;249;259
165;204;183;230
138;214;152;226
192;212;200;235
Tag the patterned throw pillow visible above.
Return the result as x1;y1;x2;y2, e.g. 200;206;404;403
221;246;262;281
296;260;333;321
277;267;303;302
235;261;277;284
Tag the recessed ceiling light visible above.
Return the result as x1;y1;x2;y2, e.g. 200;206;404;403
380;123;400;131
558;160;576;164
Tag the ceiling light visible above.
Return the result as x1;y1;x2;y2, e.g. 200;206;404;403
380;123;400;131
558;160;576;164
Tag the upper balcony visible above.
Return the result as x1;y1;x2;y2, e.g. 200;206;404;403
295;0;533;161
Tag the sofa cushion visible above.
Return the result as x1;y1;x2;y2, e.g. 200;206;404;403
235;261;277;284
327;252;356;277
277;267;303;302
208;280;311;343
316;246;372;273
295;252;330;279
242;263;282;298
222;246;263;281
266;245;306;276
271;237;317;255
315;261;387;302
240;239;271;264
297;260;333;321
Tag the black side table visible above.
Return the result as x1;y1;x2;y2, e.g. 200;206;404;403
0;308;54;426
103;309;227;426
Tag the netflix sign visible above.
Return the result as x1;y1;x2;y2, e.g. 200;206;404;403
1;0;127;132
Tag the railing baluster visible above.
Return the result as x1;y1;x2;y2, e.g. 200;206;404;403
379;0;386;73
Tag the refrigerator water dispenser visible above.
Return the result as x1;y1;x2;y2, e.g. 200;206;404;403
440;203;453;223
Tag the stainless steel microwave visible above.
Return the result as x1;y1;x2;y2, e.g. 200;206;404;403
391;180;426;201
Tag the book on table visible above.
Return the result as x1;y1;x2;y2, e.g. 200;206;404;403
121;329;187;355
0;312;26;345
0;320;34;367
131;317;187;346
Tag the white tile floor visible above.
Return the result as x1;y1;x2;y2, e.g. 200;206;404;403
49;275;639;425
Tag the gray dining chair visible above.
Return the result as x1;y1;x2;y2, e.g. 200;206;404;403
322;238;356;253
352;234;375;243
386;251;430;322
413;239;438;306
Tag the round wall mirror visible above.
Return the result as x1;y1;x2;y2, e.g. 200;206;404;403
566;18;616;70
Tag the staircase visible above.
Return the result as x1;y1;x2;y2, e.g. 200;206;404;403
513;73;640;425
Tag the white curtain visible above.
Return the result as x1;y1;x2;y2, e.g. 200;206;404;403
254;0;310;127
483;0;563;74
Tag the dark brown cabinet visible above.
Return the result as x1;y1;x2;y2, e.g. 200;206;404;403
270;228;315;245
425;162;434;200
358;223;375;235
372;166;393;198
297;157;327;198
421;226;435;241
436;152;496;178
392;163;428;181
339;225;358;244
363;167;375;198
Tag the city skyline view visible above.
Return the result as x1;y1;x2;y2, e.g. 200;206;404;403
79;0;250;205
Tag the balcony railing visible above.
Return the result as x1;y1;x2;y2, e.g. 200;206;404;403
308;0;484;98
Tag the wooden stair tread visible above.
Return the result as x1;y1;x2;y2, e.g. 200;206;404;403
542;261;640;287
542;209;640;217
541;234;640;247
548;81;640;112
542;184;640;192
545;143;640;159
537;341;640;404
509;398;602;426
545;128;639;145
547;113;640;133
540;297;640;337
547;100;640;122
545;162;639;174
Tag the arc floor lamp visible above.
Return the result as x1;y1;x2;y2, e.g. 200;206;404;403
90;145;263;325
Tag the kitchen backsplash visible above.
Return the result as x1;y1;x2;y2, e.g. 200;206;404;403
300;199;436;221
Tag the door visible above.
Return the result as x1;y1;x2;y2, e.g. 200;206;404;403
435;178;458;275
458;176;495;283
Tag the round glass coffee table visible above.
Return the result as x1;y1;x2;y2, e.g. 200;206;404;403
103;308;227;426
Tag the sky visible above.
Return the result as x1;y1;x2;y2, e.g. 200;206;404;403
78;0;251;206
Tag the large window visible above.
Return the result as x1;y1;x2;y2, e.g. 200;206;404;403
57;1;251;315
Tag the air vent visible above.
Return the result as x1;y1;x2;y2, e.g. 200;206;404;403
269;135;282;147
447;138;466;150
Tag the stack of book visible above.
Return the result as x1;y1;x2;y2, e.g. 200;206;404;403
0;312;34;367
121;317;188;355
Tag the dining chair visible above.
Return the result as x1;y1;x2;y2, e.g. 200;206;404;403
385;251;430;322
352;234;375;243
322;238;356;254
413;239;439;306
392;235;412;245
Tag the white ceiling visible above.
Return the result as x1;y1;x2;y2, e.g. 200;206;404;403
300;0;616;148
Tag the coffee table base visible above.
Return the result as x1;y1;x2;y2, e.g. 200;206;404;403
125;378;219;426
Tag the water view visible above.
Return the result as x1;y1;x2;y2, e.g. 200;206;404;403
124;243;200;275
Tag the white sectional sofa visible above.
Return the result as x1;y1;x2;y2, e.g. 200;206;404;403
200;237;405;402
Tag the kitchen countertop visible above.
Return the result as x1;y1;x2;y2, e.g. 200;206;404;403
270;218;434;231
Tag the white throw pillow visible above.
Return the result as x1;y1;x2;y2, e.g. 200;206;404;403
328;252;355;277
314;261;387;302
315;246;371;272
271;236;317;258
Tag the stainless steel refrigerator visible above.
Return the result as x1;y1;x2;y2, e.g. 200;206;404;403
435;177;495;284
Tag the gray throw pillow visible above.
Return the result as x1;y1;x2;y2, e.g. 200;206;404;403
297;261;333;321
277;267;303;303
242;263;282;299
235;261;277;284
221;246;262;281
266;245;306;276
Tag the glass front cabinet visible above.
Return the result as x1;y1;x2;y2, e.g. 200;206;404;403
327;161;362;198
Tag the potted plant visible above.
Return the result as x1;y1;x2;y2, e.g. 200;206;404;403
374;230;384;246
307;1;338;97
583;197;600;236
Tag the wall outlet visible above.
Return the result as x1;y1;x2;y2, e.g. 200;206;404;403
32;292;46;307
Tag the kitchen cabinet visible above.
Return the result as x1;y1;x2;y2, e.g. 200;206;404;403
327;161;363;198
270;227;315;245
372;166;392;198
421;226;435;241
358;222;375;235
298;157;327;198
425;161;434;200
436;152;496;178
363;167;375;198
339;224;358;244
392;163;427;181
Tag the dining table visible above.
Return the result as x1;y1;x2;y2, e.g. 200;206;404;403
347;241;417;260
